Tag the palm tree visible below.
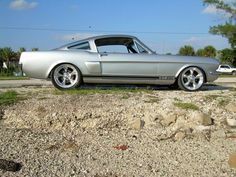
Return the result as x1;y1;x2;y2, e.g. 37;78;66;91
0;47;16;68
178;45;195;56
196;49;205;57
32;48;39;51
0;48;3;69
17;47;26;60
203;46;217;58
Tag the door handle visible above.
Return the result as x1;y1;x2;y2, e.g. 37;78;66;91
100;53;108;57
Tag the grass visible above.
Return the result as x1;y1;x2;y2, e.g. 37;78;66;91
121;94;130;99
174;97;180;102
0;91;22;106
204;94;221;101
218;98;230;107
230;87;236;92
144;98;159;103
204;94;230;107
53;87;153;95
174;102;199;111
0;76;29;80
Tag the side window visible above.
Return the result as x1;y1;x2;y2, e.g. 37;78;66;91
68;42;90;50
135;42;148;53
95;38;138;54
97;45;128;53
221;65;230;69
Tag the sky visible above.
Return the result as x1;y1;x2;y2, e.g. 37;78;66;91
0;0;231;54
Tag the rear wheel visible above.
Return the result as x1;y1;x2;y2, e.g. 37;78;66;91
51;63;82;90
178;67;204;91
232;71;236;76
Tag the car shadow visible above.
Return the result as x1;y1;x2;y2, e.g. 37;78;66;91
81;83;234;91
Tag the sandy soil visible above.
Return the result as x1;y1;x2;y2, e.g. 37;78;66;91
0;84;236;177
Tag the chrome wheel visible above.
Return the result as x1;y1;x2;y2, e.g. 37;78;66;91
178;67;204;91
52;64;80;89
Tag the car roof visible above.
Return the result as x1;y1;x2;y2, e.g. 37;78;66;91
83;34;137;41
60;34;137;48
56;34;154;54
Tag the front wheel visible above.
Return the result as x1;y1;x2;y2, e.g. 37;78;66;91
51;63;82;90
178;67;204;91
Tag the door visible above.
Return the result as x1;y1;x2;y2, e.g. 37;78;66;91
100;53;157;77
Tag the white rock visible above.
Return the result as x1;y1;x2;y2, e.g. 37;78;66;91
129;119;145;130
194;125;211;132
193;112;213;126
226;118;236;127
174;132;185;141
226;104;236;113
160;115;177;126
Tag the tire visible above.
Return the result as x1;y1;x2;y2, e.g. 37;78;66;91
51;63;82;90
232;71;236;76
177;66;205;91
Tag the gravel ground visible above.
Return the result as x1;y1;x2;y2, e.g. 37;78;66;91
0;84;236;177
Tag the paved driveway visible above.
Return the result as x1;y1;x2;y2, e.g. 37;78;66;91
0;79;52;88
0;78;236;88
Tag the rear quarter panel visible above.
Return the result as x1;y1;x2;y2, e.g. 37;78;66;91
20;51;98;79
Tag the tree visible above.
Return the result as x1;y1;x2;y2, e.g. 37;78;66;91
32;48;39;51
203;0;236;49
178;45;195;56
0;48;3;69
0;47;16;68
220;48;236;66
19;47;26;53
196;49;205;57
17;47;26;60
203;45;217;57
203;0;236;64
210;23;236;49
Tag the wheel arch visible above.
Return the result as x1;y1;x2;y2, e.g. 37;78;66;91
47;61;83;79
175;65;207;83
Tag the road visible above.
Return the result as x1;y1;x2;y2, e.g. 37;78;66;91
0;78;236;88
0;79;52;88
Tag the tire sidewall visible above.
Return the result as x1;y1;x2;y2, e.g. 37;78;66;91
51;64;82;90
177;67;204;91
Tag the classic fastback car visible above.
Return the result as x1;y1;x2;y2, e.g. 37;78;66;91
19;35;219;91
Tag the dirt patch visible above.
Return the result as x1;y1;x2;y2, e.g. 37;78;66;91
0;86;236;176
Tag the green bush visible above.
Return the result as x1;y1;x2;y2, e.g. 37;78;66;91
0;66;21;76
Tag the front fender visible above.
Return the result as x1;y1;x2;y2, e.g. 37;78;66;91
175;64;193;78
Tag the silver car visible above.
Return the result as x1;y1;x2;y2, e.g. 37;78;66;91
19;35;219;91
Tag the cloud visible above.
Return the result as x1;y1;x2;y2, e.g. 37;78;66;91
9;0;38;10
60;33;101;41
202;5;219;14
184;36;230;50
202;0;233;17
